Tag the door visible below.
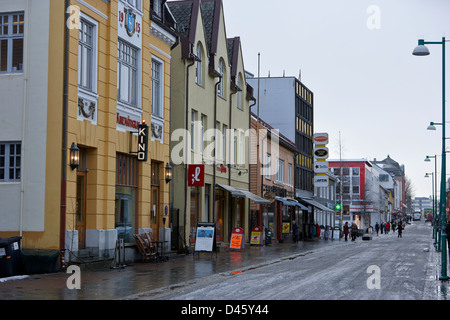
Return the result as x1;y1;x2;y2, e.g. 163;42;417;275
76;172;87;249
151;186;159;236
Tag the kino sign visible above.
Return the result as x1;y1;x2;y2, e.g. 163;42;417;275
137;122;149;162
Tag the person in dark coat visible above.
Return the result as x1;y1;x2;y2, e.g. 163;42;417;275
445;222;450;255
351;222;358;241
292;220;299;243
397;223;403;238
375;222;380;236
343;222;349;241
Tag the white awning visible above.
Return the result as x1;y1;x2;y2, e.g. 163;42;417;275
276;197;308;210
299;197;335;213
216;184;270;204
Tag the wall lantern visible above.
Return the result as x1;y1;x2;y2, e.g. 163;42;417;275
70;142;80;170
165;162;173;183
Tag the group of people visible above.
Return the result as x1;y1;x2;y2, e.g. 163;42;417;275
342;219;406;241
342;222;359;241
374;220;405;238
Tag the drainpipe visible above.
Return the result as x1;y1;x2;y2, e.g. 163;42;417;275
60;0;70;268
212;72;222;224
183;52;199;252
228;85;239;236
20;0;31;238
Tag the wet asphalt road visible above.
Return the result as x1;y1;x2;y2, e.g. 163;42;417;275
0;220;448;301
127;221;449;300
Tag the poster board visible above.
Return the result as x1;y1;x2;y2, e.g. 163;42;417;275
250;226;263;245
194;222;217;253
230;227;245;250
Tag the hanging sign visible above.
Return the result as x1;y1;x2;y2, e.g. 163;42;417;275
188;165;205;187
230;227;244;249
313;133;329;145
137;122;149;162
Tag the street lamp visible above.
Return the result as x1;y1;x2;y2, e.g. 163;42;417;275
425;155;438;243
414;37;449;281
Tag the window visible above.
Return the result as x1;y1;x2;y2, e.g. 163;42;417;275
118;40;138;107
78;18;96;91
222;124;227;162
288;163;292;185
0;142;21;182
115;153;138;243
151;58;163;118
265;153;271;179
218;58;224;97
277;159;284;182
195;43;202;86
237;74;242;110
128;0;142;11
201;114;206;154
153;0;162;16
191;110;196;151
0;12;24;73
352;167;360;176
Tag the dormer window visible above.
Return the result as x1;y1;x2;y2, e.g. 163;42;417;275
153;0;162;17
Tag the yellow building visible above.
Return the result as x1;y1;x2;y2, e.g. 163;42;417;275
0;0;177;263
167;0;268;250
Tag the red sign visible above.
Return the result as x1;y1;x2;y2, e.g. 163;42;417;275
188;165;205;187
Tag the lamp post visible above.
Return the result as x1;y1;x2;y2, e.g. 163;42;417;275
424;170;437;243
425;155;438;243
413;37;449;281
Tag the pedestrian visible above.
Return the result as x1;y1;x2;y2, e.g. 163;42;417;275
351;222;358;241
380;222;384;234
385;222;390;234
343;222;349;241
445;221;450;257
292;220;299;243
397;223;403;238
375;222;380;236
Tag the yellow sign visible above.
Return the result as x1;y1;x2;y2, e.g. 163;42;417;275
282;222;290;234
250;232;261;245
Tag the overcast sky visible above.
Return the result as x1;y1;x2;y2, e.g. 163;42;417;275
222;0;450;199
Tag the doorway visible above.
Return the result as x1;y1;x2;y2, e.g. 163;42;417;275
76;169;87;249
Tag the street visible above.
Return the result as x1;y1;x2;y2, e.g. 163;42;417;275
127;221;446;300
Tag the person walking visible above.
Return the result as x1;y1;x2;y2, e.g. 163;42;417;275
380;222;384;234
375;222;380;236
292;220;299;243
385;221;390;234
397;222;403;238
351;222;358;241
343;222;349;241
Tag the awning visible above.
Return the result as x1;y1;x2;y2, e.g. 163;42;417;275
298;197;334;213
276;197;308;210
216;184;270;204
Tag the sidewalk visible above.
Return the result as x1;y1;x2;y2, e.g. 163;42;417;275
0;237;347;300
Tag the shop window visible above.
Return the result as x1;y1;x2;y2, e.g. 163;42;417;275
115;153;138;243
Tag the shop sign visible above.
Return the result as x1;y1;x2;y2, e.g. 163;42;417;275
188;165;205;187
314;147;329;159
194;225;215;252
313;133;329;145
137;122;148;162
314;175;329;187
314;161;329;173
250;226;263;245
230;227;244;249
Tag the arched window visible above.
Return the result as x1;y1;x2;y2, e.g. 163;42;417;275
195;42;202;85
